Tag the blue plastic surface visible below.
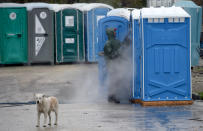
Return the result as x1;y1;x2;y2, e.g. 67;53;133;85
140;18;191;101
84;8;111;62
133;18;142;99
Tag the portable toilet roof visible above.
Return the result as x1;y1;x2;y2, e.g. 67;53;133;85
72;3;88;10
71;3;88;11
141;6;190;18
0;3;25;8
61;4;86;11
63;4;88;11
107;8;131;20
72;3;88;7
132;9;140;20
71;3;113;12
24;2;56;11
80;3;113;11
48;4;74;12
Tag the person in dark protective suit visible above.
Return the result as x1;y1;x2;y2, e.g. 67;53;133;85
103;28;132;104
103;28;122;103
103;28;121;60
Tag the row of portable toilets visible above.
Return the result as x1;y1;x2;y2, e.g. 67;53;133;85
0;1;201;104
98;1;201;104
0;3;113;65
0;2;201;65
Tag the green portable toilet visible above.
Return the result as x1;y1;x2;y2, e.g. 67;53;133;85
0;3;27;64
55;4;85;63
174;1;202;66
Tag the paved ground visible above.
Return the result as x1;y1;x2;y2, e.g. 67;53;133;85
0;63;203;131
1;101;203;131
0;64;100;104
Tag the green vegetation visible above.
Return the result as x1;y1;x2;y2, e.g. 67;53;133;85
199;92;203;100
192;66;203;73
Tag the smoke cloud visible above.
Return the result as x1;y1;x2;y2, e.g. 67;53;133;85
105;44;133;103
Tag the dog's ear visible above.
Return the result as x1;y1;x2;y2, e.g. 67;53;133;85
42;95;46;98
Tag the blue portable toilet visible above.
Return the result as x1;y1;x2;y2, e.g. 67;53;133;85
98;8;131;88
174;1;202;66
133;7;192;105
132;9;141;100
80;3;113;62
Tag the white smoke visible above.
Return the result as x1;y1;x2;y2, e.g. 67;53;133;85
104;42;133;104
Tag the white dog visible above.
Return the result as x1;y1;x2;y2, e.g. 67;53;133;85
34;94;58;127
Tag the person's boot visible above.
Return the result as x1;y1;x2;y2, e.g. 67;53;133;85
108;95;120;104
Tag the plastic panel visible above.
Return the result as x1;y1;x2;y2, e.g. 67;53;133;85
133;19;142;99
142;18;191;101
56;8;85;63
0;7;27;64
28;8;54;64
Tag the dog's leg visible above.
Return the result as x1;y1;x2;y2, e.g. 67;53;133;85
43;113;48;127
48;111;51;126
36;112;41;127
54;110;58;125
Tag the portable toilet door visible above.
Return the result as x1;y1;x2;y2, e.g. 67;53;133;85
55;6;85;63
98;8;131;87
174;1;202;66
140;7;191;103
0;4;27;64
25;3;55;65
132;9;141;100
83;3;113;62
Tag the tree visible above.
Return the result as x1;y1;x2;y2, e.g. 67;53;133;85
192;0;203;6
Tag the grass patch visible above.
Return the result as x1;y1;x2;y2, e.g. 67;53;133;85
198;92;203;100
193;66;203;72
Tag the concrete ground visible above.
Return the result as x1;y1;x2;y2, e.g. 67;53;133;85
1;102;203;131
0;63;203;131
